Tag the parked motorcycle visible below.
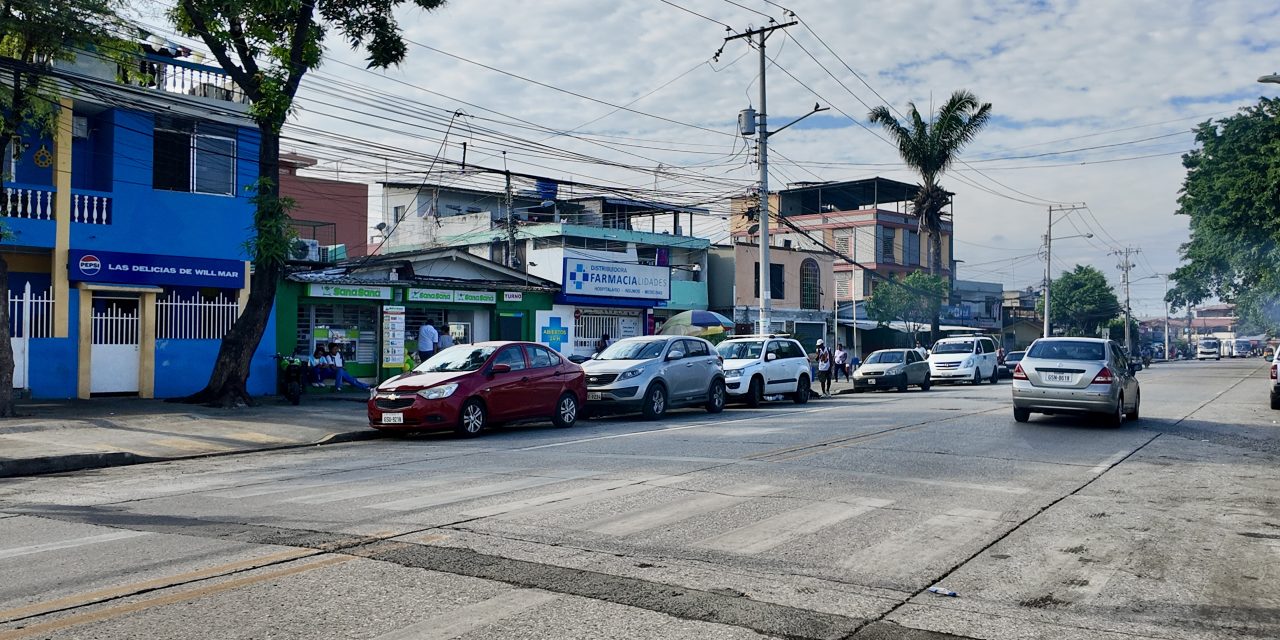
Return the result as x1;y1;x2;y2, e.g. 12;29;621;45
273;353;307;405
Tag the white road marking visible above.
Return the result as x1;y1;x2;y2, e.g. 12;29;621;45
697;498;893;554
480;476;692;521
519;407;837;451
1090;449;1133;474
370;475;588;512
282;474;477;505
462;478;648;518
834;470;1030;495
841;509;1005;574
0;530;151;561
371;589;560;640
582;485;774;536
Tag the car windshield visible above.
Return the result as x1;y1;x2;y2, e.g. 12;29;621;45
1006;352;1025;363
1027;340;1105;361
717;341;763;359
597;340;666;361
932;341;974;354
866;351;904;364
1200;341;1219;348
415;345;497;372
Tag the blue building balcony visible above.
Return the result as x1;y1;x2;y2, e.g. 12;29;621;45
4;184;113;248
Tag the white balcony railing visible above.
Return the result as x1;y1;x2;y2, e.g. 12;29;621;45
4;184;112;225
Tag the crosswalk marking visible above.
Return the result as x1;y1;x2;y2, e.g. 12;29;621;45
371;589;560;640
0;530;150;561
480;476;691;521
283;474;476;505
582;485;775;536
370;475;585;512
697;498;893;555
840;508;1004;574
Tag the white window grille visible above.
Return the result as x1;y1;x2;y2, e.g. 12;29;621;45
156;291;239;340
7;286;54;338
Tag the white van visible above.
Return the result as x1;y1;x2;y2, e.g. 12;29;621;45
928;335;1000;384
1197;339;1221;361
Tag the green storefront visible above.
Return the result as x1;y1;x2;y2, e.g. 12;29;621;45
277;277;555;384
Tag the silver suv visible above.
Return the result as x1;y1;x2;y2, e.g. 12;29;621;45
715;336;811;405
581;335;726;419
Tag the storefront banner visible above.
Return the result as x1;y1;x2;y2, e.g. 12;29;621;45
408;289;496;304
68;249;245;289
562;258;669;301
503;291;524;302
381;305;406;368
307;283;392;300
536;306;576;353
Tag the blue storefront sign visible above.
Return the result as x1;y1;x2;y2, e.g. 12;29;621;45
68;249;246;289
562;257;670;301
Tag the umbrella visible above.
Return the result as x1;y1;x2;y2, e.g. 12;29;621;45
658;310;735;334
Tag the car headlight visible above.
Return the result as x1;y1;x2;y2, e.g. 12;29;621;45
962;357;974;368
618;367;645;380
723;368;744;377
885;365;905;375
369;388;378;400
417;383;459;400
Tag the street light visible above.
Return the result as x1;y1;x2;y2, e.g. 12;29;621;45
1042;231;1093;338
1259;73;1280;84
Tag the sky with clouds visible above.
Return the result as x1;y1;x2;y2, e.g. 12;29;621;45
142;0;1280;316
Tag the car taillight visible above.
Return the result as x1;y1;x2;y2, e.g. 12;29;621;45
1012;363;1027;380
1271;364;1277;380
1091;367;1114;385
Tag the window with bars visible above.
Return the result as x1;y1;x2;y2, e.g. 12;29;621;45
296;303;377;363
878;227;896;264
800;259;821;310
834;271;851;300
153;116;236;195
834;233;850;256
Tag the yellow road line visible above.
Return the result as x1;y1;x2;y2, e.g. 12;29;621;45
0;555;347;638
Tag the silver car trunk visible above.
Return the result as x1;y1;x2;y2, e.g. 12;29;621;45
1021;340;1108;390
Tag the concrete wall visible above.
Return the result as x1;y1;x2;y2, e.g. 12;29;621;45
280;169;371;256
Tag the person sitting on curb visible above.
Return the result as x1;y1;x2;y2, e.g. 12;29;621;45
329;343;370;392
308;345;334;388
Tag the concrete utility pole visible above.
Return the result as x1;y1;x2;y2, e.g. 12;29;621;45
1113;247;1140;353
726;21;796;333
1161;273;1170;360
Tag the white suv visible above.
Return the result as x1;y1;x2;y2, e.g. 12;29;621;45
716;336;811;405
928;335;1000;385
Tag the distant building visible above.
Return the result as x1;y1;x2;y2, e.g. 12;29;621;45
279;153;370;258
707;242;834;352
951;280;1004;331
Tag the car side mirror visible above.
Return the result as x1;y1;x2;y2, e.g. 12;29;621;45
1128;363;1137;375
765;353;777;361
666;350;684;361
490;363;512;375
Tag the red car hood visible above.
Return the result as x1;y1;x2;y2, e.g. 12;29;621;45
377;370;471;392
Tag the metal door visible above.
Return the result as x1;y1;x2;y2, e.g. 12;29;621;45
90;296;140;394
9;283;29;389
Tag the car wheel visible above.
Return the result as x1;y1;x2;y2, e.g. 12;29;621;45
744;376;764;408
1104;394;1124;428
705;379;726;414
972;370;982;385
641;383;667;420
1271;392;1280;410
792;375;810;404
455;399;487;437
1125;389;1140;421
1013;407;1030;422
920;374;931;391
897;378;909;393
552;392;579;428
989;367;999;384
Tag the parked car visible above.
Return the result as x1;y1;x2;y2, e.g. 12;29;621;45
928;335;1000;384
715;336;811;406
1263;345;1274;361
1011;337;1140;427
581;335;726;419
1000;350;1026;379
1270;360;1280;410
368;341;586;437
853;349;931;392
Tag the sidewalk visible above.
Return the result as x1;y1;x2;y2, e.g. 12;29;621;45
0;391;379;478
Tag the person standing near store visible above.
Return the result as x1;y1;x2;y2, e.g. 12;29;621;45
814;339;833;397
418;320;439;363
834;343;850;382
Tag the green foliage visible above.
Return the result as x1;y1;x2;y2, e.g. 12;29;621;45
865;272;949;339
1167;98;1280;328
1037;265;1121;336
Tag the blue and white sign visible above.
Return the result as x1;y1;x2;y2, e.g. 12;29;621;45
68;249;246;289
562;258;670;301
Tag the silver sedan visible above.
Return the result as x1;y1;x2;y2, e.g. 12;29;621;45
1011;337;1140;427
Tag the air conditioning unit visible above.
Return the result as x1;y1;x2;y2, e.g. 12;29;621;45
290;238;321;262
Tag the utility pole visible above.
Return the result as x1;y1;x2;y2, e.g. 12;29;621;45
1042;204;1086;338
726;21;796;333
504;167;515;268
1112;247;1140;354
1161;273;1170;361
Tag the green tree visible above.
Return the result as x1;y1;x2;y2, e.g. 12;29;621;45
865;272;949;345
170;0;445;406
1037;265;1120;336
0;0;126;416
869;90;992;342
1167;99;1280;322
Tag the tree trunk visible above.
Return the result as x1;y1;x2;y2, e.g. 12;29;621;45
0;253;15;417
177;127;283;407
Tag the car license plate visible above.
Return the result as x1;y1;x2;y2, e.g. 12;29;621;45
1043;372;1072;384
867;378;876;385
381;413;403;424
587;392;602;401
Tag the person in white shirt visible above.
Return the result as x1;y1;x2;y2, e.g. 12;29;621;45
438;330;455;350
418;320;439;362
308;345;333;388
815;339;833;397
328;343;370;392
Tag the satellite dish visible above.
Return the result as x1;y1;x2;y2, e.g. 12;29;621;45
375;222;387;231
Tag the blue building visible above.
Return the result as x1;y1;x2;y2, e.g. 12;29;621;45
3;45;275;398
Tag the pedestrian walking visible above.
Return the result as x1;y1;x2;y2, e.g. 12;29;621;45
815;339;833;397
834;344;850;382
418;320;439;362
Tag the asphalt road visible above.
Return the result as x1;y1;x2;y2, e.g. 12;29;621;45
1;358;1277;640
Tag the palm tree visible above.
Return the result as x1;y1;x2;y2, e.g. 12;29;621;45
869;89;992;341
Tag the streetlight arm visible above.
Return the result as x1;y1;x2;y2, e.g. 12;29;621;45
767;105;830;139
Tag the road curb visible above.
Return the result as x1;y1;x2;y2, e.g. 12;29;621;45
0;428;385;479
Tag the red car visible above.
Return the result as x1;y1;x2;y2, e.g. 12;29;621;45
368;341;586;437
